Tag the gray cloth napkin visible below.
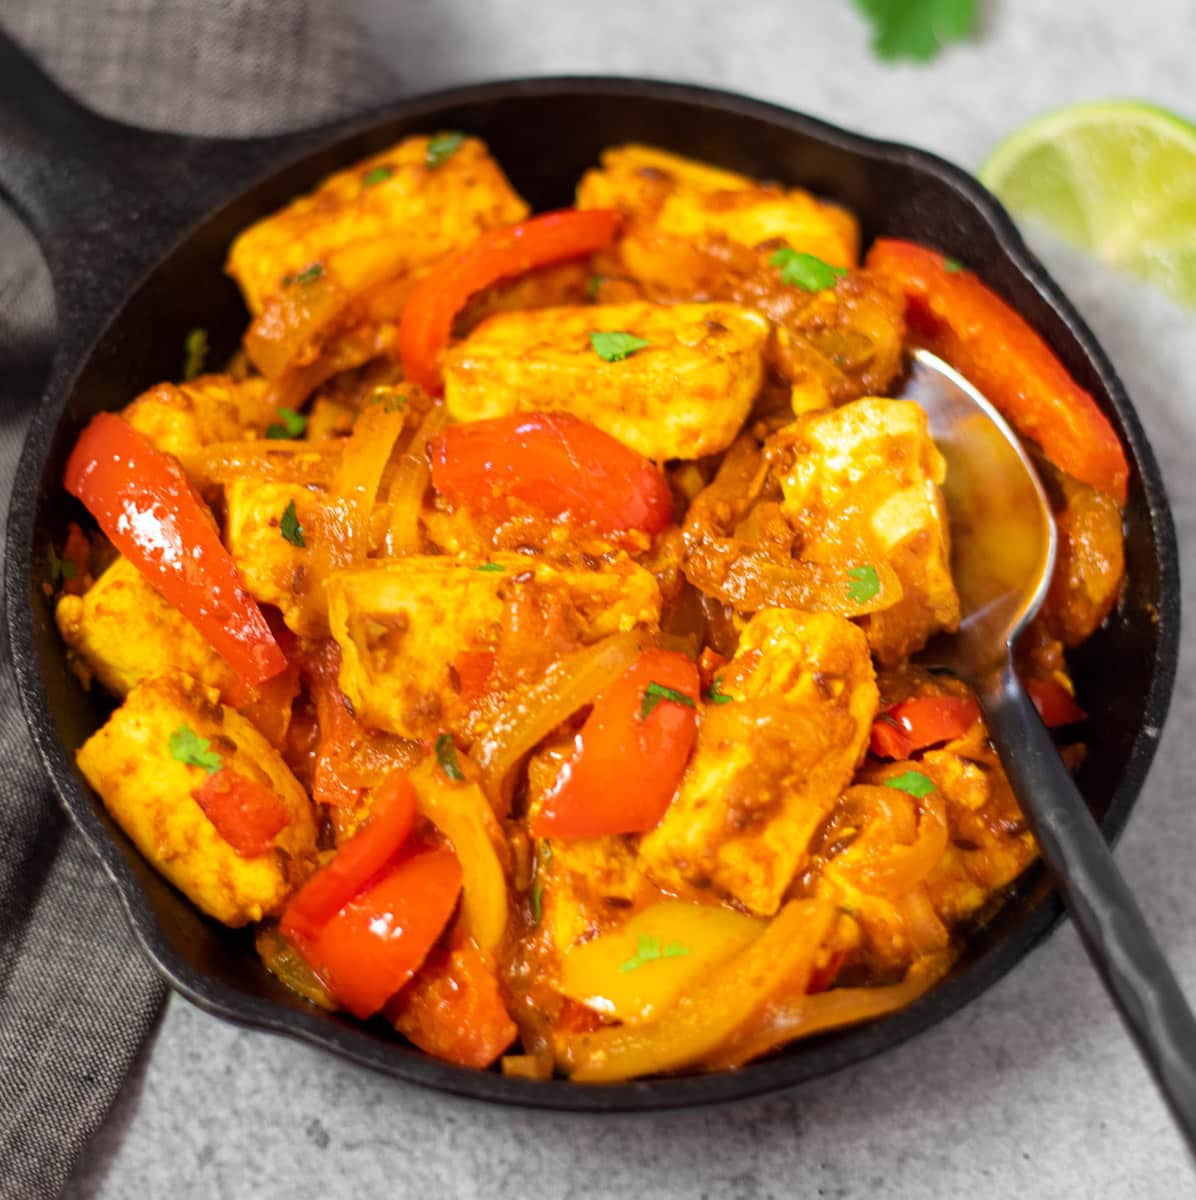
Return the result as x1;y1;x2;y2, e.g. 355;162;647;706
0;5;395;1195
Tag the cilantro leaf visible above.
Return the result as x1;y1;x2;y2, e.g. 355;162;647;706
587;274;605;301
370;387;407;413
641;681;697;720
48;543;77;584
769;248;847;291
884;770;937;798
852;0;979;63
944;256;964;273
620;934;691;973
426;132;465;169
169;725;222;773
705;676;734;706
846;564;881;604
181;328;208;382
266;406;307;439
436;732;465;782
590;330;651;362
294;263;324;285
530;839;552;926
474;562;504;573
279;500;305;547
362;164;394;187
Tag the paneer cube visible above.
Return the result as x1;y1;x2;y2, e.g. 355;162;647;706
576;144;858;269
122;375;274;458
226;135;529;316
76;674;318;927
638;609;877;916
327;553;661;740
223;478;323;636
777;398;960;664
56;556;234;698
443;301;769;460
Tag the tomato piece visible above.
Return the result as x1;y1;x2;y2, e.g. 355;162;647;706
191;768;290;858
532;649;700;839
453;649;496;704
296;639;368;808
430;412;673;537
389;934;517;1069
1027;677;1087;727
281;773;419;946
61;521;91;596
398;209;620;392
64;413;286;683
307;842;462;1019
865;239;1129;503
869;716;913;760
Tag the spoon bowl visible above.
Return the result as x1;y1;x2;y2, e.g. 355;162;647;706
905;349;1057;677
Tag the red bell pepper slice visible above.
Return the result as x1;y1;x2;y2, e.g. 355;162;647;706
869;695;981;759
280;772;419;946
429;412;673;537
865;239;1129;504
532;649;700;839
306;841;462;1019
191;768;290;858
64;413;286;684
398;208;621;392
1027;677;1086;727
388;933;517;1069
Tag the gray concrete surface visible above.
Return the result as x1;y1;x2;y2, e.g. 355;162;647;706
50;0;1196;1195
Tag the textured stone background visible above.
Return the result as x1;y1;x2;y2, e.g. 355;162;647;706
7;0;1196;1195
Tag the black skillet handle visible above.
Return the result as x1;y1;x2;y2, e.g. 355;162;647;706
0;28;355;365
979;661;1196;1154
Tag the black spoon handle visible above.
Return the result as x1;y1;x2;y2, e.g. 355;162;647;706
980;661;1196;1152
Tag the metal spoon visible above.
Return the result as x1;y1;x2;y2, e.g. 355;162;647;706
901;348;1196;1151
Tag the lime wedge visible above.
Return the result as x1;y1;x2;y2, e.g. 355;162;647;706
980;100;1196;309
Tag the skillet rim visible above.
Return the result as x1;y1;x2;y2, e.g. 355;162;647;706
5;74;1180;1113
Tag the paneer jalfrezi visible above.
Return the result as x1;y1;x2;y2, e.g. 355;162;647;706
55;136;1128;1081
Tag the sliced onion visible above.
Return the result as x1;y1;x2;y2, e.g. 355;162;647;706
702;950;953;1071
183;440;342;491
476;631;644;813
386;403;447;555
255;924;336;1011
409;759;510;962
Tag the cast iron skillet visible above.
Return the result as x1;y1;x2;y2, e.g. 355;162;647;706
0;31;1180;1111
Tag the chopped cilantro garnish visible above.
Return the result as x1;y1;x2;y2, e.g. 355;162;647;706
181;328;208;382
475;562;504;573
530;840;552;926
294;263;324;285
852;0;978;63
169;725;222;773
436;732;465;782
884;770;937;798
266;406;307;439
426;132;465;169
944;256;964;273
641;681;697;720
370;387;407;413
705;676;734;706
590;330;651;362
846;564;881;604
619;934;691;973
362;164;394;187
48;544;77;584
586;274;605;301
769;247;847;291
280;500;305;547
